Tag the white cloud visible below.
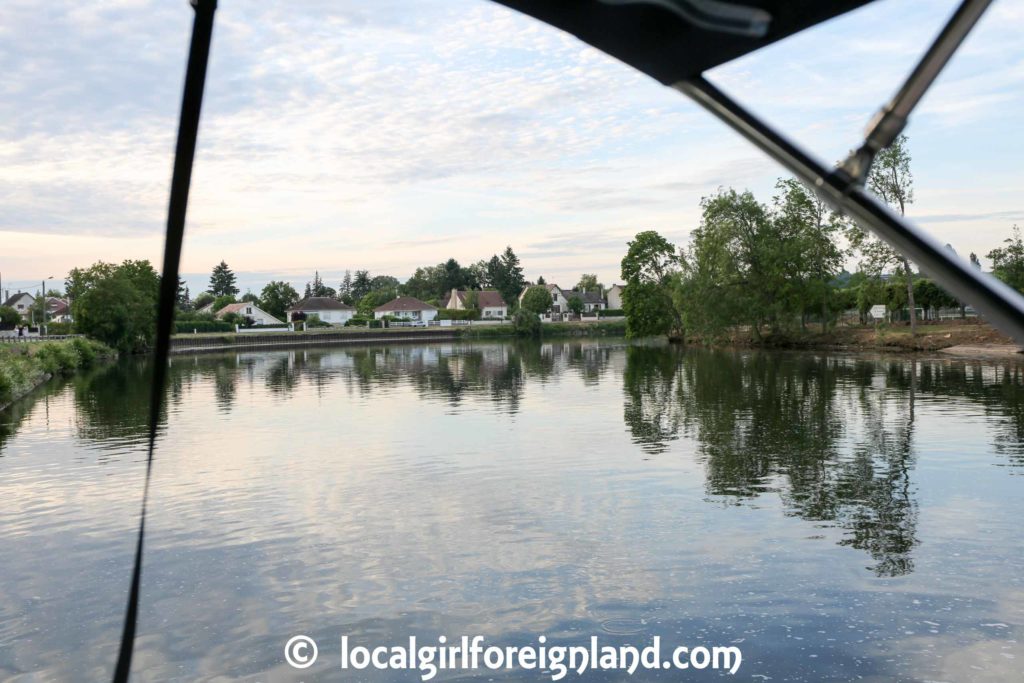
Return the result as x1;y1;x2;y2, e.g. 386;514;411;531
1;0;1023;291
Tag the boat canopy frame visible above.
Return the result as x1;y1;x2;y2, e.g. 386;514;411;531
111;0;1022;679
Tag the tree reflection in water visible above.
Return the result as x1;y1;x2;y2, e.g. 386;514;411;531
623;346;927;576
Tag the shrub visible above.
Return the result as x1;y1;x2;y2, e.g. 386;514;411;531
174;320;234;333
0;306;20;327
45;321;75;335
437;308;479;321
34;342;81;375
305;314;332;328
513;310;541;337
598;309;625;317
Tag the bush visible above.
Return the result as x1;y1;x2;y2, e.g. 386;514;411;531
513;310;541;337
34;342;81;375
0;306;20;327
437;308;479;321
45;321;75;335
174;320;234;333
305;314;332;328
345;316;383;328
598;309;625;317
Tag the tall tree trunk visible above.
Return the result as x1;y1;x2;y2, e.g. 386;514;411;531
901;257;916;336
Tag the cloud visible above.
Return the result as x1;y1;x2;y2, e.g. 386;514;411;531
1;0;1023;288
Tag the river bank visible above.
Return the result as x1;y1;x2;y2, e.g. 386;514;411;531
702;319;1022;357
0;338;116;412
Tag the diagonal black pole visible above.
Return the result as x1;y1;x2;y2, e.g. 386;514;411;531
112;1;217;681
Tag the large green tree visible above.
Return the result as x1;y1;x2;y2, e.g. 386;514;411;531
576;274;602;293
773;178;846;332
851;135;918;334
260;280;299;320
520;285;553;315
987;225;1024;293
65;260;158;352
621;230;684;339
209;260;239;298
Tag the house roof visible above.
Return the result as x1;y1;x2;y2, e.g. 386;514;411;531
46;297;69;315
452;290;507;308
375;296;437;313
3;292;34;307
287;297;354;312
567;290;605;305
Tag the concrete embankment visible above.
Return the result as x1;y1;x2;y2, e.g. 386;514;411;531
170;328;461;354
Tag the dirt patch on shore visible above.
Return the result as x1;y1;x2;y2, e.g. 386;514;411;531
718;319;1022;355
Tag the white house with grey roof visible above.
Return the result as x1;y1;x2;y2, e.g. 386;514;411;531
286;297;356;325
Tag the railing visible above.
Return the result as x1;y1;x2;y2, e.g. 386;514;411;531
0;333;84;343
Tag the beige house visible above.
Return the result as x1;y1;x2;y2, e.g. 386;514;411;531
445;289;508;318
606;284;624;310
216;302;284;326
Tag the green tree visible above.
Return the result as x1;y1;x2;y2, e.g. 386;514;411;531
520;285;553;315
212;294;236;313
773;178;846;332
0;306;19;326
853;135;918;334
193;291;215;310
576;274;602;293
260;280;299;320
621;230;684;339
75;273;155;353
464;290;479;310
176;278;191;309
240;291;259;304
352;270;372;300
987;225;1024;293
339;270;353;301
567;295;584;316
488;246;526;308
209;261;239;298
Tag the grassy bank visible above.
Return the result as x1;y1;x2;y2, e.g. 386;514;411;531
0;338;116;410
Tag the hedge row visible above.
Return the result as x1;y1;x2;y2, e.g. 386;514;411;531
174;320;235;333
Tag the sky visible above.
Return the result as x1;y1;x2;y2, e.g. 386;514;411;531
1;0;1023;298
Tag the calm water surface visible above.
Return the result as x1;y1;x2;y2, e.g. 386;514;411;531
1;340;1023;682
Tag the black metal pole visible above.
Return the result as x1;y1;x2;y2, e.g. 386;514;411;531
112;2;217;681
674;76;1024;346
842;0;993;183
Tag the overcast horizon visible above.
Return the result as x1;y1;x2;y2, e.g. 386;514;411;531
2;0;1023;298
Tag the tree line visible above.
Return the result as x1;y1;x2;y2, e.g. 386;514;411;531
619;136;1024;342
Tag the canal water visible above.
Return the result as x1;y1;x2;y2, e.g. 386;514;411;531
0;340;1022;681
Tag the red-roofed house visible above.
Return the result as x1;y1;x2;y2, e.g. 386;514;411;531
374;296;437;323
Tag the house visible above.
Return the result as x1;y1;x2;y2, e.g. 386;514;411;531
374;296;438;322
445;289;508;318
606;284;624;310
518;283;605;314
286;297;356;325
45;297;73;323
215;302;283;326
519;283;571;313
3;292;35;316
570;290;606;313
